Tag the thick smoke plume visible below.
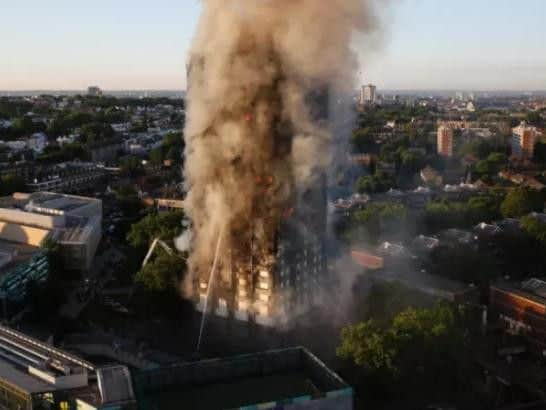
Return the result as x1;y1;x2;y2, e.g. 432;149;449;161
183;0;379;295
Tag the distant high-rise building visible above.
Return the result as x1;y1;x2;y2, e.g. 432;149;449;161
512;121;537;159
360;84;376;106
437;125;454;157
87;86;102;97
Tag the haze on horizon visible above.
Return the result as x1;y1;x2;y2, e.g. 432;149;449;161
1;0;545;92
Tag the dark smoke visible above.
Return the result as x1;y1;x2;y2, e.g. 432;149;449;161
183;0;382;307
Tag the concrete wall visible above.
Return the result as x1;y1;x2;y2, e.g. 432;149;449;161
60;216;101;271
0;222;50;246
0;208;64;229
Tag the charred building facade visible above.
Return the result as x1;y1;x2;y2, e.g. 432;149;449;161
188;52;330;326
195;173;328;327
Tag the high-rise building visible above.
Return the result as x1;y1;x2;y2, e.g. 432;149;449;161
437;125;454;157
87;86;103;97
360;84;376;106
512;121;537;159
193;86;330;327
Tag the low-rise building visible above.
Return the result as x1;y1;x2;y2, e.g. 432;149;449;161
132;347;352;410
0;192;102;271
0;325;135;409
27;162;106;193
490;278;546;355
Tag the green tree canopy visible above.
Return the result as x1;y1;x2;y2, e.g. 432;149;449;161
355;171;394;194
135;252;184;293
338;303;465;382
0;175;26;196
521;215;546;248
127;210;185;250
500;187;543;218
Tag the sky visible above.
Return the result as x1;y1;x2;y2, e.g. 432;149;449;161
1;0;545;91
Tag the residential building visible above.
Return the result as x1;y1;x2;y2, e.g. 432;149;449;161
132;347;352;410
191;82;330;327
512;121;537;159
0;192;102;271
27;162;106;193
437;125;454;157
360;84;376;106
490;278;546;355
0;324;135;409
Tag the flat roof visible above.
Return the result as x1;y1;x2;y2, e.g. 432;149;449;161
377;269;473;299
134;347;350;410
147;371;319;410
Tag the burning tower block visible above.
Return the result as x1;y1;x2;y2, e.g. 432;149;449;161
189;74;330;327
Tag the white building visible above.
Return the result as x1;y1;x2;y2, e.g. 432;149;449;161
0;192;102;271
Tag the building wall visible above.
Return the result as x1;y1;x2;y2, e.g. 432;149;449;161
0;252;49;315
490;286;546;347
61;218;101;271
437;126;454;157
0;222;50;246
0;379;32;410
0;208;64;230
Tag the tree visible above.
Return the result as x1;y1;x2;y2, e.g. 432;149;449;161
338;303;468;400
345;202;408;243
120;156;144;177
500;187;543;218
149;147;164;165
80;122;115;145
127;210;185;250
115;184;142;219
135;252;184;293
352;127;376;153
355;171;394;194
526;111;544;127
0;175;26;196
521;215;546;248
399;148;425;175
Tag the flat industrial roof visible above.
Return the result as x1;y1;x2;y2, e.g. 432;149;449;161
134;347;349;410
146;372;319;410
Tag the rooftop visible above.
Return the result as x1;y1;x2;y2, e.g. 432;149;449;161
133;347;351;410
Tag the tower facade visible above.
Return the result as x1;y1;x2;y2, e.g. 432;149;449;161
360;84;376;106
437;125;454;157
512;121;537;160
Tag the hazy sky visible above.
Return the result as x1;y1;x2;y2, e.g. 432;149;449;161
1;0;545;91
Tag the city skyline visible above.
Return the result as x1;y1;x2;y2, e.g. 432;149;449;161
2;0;546;91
